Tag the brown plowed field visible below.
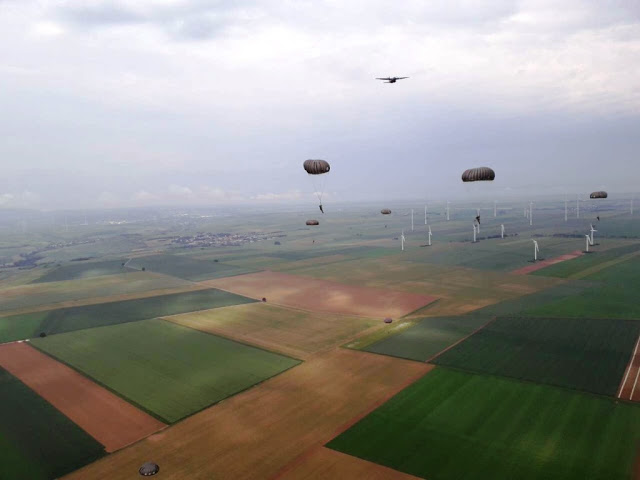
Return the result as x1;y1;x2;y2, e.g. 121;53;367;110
204;271;437;318
618;334;640;402
511;251;583;275
164;303;380;359
63;349;432;480
274;447;423;480
0;342;166;452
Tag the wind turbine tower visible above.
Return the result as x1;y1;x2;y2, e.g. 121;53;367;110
577;196;580;218
401;229;405;251
529;202;533;226
494;201;497;218
585;235;591;252
590;224;597;245
565;200;568;222
428;225;432;246
424;205;427;225
411;209;414;231
473;223;477;243
632;197;634;216
446;201;450;221
501;224;505;239
532;240;539;261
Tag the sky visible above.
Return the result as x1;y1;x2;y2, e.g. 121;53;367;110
1;0;639;209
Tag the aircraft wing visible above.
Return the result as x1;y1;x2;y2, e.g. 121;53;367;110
396;77;409;80
376;77;391;80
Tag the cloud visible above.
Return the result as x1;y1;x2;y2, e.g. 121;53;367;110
251;191;303;201
167;184;194;198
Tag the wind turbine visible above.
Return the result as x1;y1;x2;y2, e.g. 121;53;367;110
585;234;591;252
473;223;477;243
590;224;597;245
424;204;428;225
532;240;539;261
529;202;533;226
427;225;432;246
446;201;450;221
401;229;405;251
501;224;505;239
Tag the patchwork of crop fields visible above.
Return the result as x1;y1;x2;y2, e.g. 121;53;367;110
0;288;254;343
327;368;640;480
31;319;300;423
126;253;257;281
362;315;492;362
433;316;640;396
164;302;379;359
0;368;105;480
0;271;192;313
31;259;132;283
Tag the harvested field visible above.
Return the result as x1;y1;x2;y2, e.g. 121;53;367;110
0;342;165;452
164;303;379;359
0;368;105;480
275;447;423;480
363;315;492;362
204;271;437;318
433;316;640;396
63;349;432;480
278;257;562;317
126;253;257;281
0;288;254;343
328;368;640;480
0;272;192;314
33;319;300;423
511;250;583;275
618;334;640;402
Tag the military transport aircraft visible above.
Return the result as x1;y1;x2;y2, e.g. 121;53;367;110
376;76;409;83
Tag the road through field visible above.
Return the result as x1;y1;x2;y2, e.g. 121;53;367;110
63;349;432;480
618;334;640;402
0;342;165;452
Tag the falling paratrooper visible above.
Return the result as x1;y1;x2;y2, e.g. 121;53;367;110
303;159;330;214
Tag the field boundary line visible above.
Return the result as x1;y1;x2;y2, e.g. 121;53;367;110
570;250;640;280
268;358;434;480
426;316;497;364
618;334;640;398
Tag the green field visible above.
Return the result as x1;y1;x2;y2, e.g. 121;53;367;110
30;259;131;283
433;317;640;396
525;253;640;320
0;368;105;480
327;368;640;480
531;243;640;278
363;315;490;362
32;319;300;423
0;288;255;343
126;253;257;281
0;272;192;312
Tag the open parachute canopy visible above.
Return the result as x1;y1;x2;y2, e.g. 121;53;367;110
590;191;608;199
306;219;320;226
380;209;392;215
461;167;495;182
303;159;330;175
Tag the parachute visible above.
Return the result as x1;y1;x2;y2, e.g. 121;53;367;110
461;167;495;182
306;219;319;226
380;209;392;215
139;462;159;476
590;191;608;199
303;159;330;209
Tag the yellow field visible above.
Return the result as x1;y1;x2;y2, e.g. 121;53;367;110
164;303;380;359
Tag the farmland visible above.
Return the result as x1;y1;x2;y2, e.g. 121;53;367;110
31;319;300;423
31;259;132;283
63;349;432;480
363;315;491;362
0;271;192;313
126;253;258;281
327;368;640;480
164;302;379;359
204;270;438;318
0;342;165;452
0;288;254;343
433;316;640;396
0;368;105;480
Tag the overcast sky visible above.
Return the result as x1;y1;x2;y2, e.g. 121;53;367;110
1;0;639;209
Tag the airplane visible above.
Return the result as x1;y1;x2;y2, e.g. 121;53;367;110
376;76;408;83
